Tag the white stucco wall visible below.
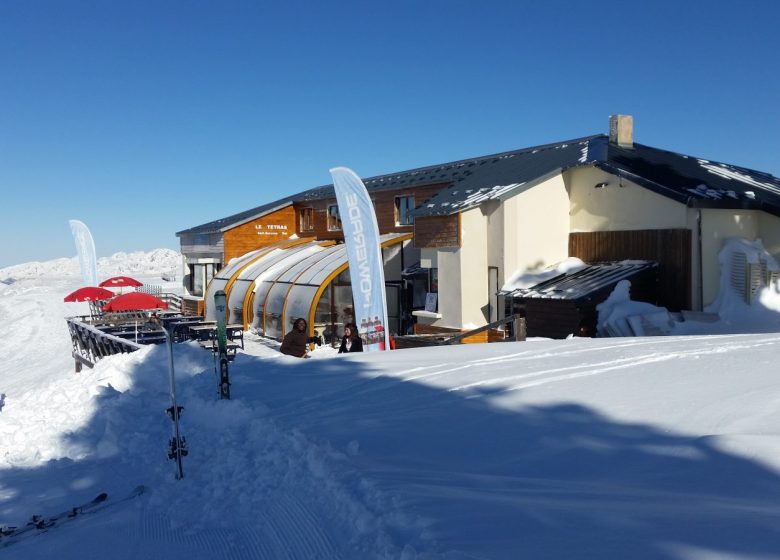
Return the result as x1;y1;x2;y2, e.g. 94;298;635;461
436;248;463;327
502;173;570;282
758;212;780;262
429;208;490;329
459;208;489;327
567;167;688;231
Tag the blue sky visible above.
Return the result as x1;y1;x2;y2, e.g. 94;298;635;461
1;0;779;268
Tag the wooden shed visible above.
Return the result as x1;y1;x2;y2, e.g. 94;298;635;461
502;261;659;339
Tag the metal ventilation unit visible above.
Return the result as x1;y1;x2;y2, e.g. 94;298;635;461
731;252;779;303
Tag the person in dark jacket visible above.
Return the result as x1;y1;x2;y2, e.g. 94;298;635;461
280;318;318;358
338;323;364;354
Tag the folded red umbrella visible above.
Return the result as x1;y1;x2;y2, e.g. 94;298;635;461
102;292;168;312
64;286;115;302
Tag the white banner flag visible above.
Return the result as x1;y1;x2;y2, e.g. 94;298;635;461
329;167;389;351
69;219;98;287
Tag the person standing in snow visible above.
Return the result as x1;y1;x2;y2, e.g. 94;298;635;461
338;323;363;354
280;318;319;358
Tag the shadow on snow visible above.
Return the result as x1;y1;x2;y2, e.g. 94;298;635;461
2;343;780;559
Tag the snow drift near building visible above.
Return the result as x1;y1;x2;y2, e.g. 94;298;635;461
597;238;780;336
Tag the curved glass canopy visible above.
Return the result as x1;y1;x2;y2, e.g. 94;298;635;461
204;233;413;341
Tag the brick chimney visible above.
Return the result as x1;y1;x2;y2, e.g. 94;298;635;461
609;114;633;148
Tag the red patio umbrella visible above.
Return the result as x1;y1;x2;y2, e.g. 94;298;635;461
99;276;143;288
102;292;168;312
64;286;115;302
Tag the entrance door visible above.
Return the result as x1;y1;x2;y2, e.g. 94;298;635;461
385;283;401;335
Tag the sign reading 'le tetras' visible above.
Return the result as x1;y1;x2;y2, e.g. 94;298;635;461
255;224;289;236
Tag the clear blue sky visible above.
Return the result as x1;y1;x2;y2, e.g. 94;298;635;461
2;0;779;268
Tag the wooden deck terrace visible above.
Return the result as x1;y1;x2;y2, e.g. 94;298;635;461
66;312;246;370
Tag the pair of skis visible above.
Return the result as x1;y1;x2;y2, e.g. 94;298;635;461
0;486;147;548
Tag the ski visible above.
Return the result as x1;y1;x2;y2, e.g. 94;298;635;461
0;486;146;548
163;323;187;480
214;290;231;399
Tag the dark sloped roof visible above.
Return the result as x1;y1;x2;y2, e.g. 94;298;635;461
595;137;780;215
176;199;294;236
418;135;780;218
178;135;599;235
501;261;658;302
415;137;597;217
179;132;780;235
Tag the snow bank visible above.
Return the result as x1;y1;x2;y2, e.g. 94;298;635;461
596;280;674;336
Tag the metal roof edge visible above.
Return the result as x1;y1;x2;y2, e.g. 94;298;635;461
362;134;604;184
592;162;692;205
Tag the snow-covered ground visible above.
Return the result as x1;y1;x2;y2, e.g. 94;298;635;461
2;251;780;559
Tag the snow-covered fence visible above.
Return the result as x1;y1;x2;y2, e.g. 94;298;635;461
66;318;142;371
134;285;182;313
138;284;162;296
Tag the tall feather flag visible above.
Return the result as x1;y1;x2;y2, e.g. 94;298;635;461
69;219;98;287
329;167;389;351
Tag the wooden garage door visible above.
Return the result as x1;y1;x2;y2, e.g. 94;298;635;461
569;229;691;311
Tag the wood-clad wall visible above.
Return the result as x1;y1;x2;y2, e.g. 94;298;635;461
569;229;692;310
414;214;461;248
223;206;297;262
293;183;447;240
221;183;448;263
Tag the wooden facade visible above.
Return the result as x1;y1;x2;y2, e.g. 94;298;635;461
414;214;461;248
569;229;691;311
219;183;447;287
222;206;297;263
291;183;446;242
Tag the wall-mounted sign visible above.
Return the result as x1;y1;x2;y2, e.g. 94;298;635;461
424;292;438;312
255;224;290;236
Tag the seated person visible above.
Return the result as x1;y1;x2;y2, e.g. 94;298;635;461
280;318;321;358
147;312;162;330
338;323;364;353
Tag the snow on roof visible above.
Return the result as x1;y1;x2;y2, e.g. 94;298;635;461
502;258;587;292
698;160;780;196
501;260;656;301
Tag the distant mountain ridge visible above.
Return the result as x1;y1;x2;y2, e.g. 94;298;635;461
0;249;181;280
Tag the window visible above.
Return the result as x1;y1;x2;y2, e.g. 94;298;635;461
395;196;415;226
327;204;342;231
188;262;220;297
193;233;210;246
299;208;314;231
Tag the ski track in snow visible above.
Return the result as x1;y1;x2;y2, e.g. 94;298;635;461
5;259;780;560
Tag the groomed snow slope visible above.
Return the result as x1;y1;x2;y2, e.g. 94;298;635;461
2;256;780;559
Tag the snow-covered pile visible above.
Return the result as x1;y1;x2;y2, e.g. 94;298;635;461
0;249;181;281
596;238;780;336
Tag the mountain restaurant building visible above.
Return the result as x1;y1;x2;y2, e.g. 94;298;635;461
176;116;780;342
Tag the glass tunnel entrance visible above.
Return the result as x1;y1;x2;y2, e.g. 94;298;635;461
203;233;415;345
